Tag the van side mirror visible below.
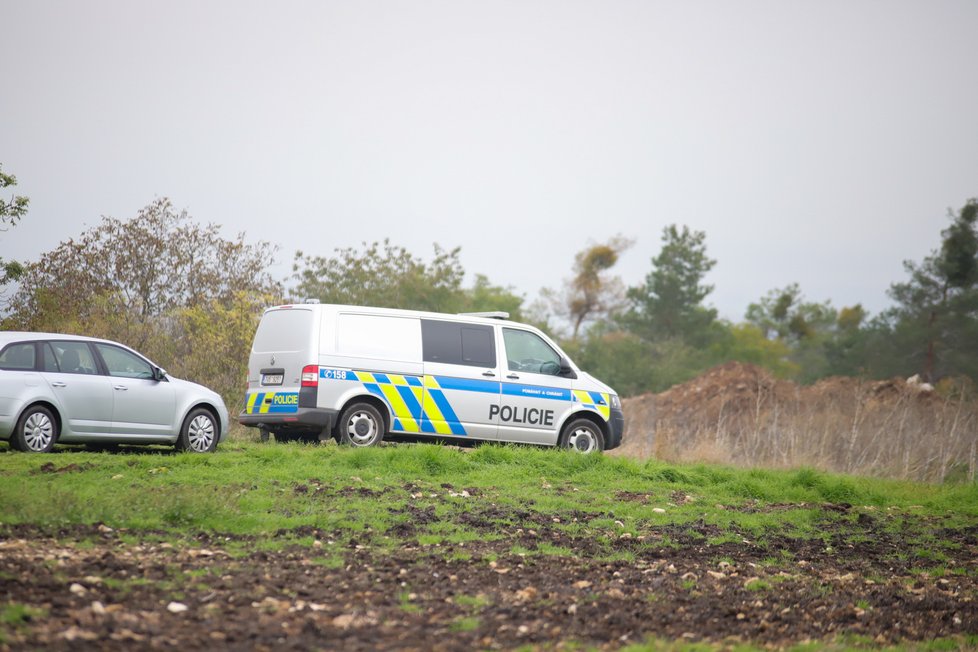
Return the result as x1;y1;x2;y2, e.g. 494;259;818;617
558;357;577;379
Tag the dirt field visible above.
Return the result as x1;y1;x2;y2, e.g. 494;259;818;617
2;502;976;650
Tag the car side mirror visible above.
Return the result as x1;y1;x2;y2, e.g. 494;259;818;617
558;357;577;379
153;366;168;382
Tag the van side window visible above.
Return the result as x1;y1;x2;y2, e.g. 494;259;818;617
502;328;561;375
336;313;422;362
422;320;496;367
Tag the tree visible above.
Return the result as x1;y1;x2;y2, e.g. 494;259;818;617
460;274;524;320
744;284;872;382
886;198;978;381
624;225;717;346
4;198;282;404
292;240;467;312
292;239;524;317
540;236;632;341
745;284;837;344
0;164;30;286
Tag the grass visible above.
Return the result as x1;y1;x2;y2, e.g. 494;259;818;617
4;435;976;651
1;439;976;555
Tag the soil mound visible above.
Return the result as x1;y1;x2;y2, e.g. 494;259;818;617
614;362;972;482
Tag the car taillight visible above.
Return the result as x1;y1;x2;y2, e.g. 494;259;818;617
301;365;319;387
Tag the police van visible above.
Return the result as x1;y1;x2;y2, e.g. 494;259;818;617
239;304;624;452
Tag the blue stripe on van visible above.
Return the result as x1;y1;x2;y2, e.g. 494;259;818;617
428;389;467;436
396;384;424;420
433;376;501;394
500;383;572;401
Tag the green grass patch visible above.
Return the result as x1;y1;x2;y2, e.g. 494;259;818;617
1;440;976;554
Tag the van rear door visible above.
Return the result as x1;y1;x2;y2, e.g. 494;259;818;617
245;307;318;417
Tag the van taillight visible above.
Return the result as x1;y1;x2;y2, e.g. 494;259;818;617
301;365;319;387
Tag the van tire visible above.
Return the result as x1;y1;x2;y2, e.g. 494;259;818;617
337;402;385;447
558;418;605;454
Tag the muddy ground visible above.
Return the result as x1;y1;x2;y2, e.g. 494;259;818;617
2;500;976;650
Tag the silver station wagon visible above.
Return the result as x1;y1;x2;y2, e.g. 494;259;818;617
0;332;229;453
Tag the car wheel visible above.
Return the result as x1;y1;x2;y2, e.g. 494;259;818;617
337;402;385;447
176;408;219;453
559;418;605;454
12;405;58;453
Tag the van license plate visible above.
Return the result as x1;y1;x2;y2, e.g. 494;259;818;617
261;374;284;386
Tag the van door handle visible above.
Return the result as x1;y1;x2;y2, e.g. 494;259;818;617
482;371;495;377
506;374;519;380
51;381;66;388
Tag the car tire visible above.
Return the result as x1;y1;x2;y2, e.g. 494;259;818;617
337;402;385;447
176;408;219;453
12;405;58;453
558;418;605;454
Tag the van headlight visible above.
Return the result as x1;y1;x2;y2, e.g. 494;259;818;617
610;394;621;409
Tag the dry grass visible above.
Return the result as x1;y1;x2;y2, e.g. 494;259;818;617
614;362;978;483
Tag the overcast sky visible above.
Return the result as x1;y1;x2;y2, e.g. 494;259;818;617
2;0;976;322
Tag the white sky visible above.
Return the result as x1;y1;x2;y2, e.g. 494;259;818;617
2;0;976;321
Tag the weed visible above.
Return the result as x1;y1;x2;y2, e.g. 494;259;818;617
450;616;480;632
453;594;492;609
0;603;45;627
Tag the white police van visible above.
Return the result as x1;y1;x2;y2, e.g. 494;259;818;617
239;304;624;452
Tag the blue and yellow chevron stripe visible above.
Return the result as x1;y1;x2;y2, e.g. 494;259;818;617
313;368;610;435
245;391;299;415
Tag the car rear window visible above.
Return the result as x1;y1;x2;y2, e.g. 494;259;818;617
0;342;36;370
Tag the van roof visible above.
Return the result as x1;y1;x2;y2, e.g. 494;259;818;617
263;304;524;328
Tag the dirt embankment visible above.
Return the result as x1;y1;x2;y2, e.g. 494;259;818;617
613;362;977;482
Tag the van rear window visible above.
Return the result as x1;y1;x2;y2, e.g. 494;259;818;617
422;320;495;367
253;309;314;353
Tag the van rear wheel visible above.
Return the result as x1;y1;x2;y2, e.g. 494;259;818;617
559;418;605;454
338;402;385;447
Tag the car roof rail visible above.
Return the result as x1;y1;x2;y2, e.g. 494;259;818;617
458;311;510;320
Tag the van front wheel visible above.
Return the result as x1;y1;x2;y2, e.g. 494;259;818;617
559;418;605;454
338;402;385;447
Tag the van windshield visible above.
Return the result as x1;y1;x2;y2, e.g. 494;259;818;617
253;309;313;353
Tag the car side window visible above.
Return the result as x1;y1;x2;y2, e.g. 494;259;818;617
502;329;561;375
51;341;100;375
0;343;36;370
41;343;61;372
95;344;154;379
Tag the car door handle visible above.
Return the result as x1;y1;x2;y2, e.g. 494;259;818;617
51;381;66;388
506;374;519;380
482;371;495;377
113;385;129;391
